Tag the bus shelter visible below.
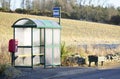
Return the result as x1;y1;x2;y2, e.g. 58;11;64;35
11;18;62;68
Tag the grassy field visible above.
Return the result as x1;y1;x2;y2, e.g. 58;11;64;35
0;12;120;51
1;12;120;75
0;12;120;44
0;12;120;69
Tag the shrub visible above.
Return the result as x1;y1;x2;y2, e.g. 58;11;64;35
0;7;4;11
0;64;8;74
15;8;27;14
15;8;23;13
61;11;70;18
110;15;120;25
0;44;11;75
61;42;69;62
29;10;41;15
41;10;52;17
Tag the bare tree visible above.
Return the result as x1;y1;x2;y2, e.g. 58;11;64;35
26;0;31;10
79;0;86;6
41;0;46;11
88;0;92;5
46;0;54;11
21;0;25;9
101;0;107;7
0;0;10;10
32;0;41;11
8;0;10;10
95;0;108;7
1;0;5;8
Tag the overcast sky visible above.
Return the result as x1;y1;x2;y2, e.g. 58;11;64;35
10;0;24;10
9;0;120;10
109;0;120;8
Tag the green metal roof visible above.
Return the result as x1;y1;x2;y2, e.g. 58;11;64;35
12;18;61;29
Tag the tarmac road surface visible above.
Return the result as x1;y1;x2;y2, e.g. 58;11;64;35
14;67;97;79
51;67;120;79
2;66;119;79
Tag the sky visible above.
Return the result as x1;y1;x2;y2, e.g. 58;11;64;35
108;0;120;8
10;0;28;10
8;0;120;10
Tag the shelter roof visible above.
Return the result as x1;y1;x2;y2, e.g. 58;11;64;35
12;18;61;29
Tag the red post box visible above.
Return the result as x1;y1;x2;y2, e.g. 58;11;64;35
8;39;18;53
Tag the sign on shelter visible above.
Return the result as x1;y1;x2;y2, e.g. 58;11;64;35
53;7;60;17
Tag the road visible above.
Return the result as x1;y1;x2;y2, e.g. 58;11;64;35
51;67;120;79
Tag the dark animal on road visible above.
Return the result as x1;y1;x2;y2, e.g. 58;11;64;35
88;55;98;67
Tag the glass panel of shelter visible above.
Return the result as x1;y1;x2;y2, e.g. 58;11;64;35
14;28;32;66
45;29;53;66
33;28;45;65
15;28;32;46
15;48;32;66
14;28;45;66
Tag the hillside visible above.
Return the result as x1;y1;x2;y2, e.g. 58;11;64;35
0;12;120;47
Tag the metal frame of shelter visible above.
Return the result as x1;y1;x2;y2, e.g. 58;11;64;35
12;18;62;68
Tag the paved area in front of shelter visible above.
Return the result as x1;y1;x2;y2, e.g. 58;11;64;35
14;66;98;79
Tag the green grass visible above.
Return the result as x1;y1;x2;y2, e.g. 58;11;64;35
0;12;120;47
